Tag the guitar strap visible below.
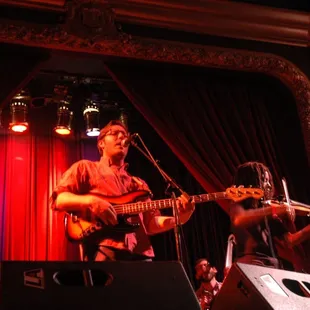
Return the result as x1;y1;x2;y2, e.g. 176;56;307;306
131;176;153;196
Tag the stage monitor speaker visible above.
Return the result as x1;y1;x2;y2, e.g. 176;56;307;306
212;262;310;310
0;260;200;310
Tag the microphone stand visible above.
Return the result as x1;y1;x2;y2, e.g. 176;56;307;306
130;134;188;264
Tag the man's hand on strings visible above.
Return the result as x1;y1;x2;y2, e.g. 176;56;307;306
176;193;195;224
88;196;118;226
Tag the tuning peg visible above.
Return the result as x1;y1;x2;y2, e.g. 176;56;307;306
238;185;244;188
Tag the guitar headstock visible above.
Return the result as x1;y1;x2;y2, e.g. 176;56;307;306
226;186;264;202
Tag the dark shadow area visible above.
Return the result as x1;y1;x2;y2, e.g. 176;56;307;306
282;278;310;297
53;269;114;287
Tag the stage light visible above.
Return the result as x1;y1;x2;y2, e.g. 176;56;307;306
9;90;31;133
83;98;100;137
54;99;73;136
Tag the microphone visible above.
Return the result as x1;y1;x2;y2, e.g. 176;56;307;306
121;133;139;147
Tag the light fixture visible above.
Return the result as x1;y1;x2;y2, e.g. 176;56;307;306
83;98;100;137
54;99;73;135
9;90;31;133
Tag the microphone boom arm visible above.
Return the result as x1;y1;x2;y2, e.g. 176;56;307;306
130;135;187;197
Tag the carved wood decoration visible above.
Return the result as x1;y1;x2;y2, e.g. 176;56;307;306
0;1;309;164
64;0;119;41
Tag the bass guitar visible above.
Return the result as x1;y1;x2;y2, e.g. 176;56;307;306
64;186;263;242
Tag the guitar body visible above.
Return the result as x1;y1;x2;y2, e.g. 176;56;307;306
64;190;151;243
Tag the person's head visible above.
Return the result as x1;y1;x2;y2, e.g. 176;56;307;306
195;258;218;283
233;161;274;200
97;120;129;160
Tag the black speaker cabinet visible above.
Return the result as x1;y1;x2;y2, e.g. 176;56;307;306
212;262;310;310
0;260;200;310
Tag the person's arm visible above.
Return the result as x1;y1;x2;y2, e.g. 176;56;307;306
55;192;118;225
230;202;289;229
146;215;177;234
54;191;91;212
51;161;117;225
284;224;310;248
146;194;195;234
51;160;90;212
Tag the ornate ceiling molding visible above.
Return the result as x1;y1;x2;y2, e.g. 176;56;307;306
113;0;310;47
0;14;309;165
0;0;309;47
0;0;66;11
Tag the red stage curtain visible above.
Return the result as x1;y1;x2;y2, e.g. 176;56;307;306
0;94;105;261
0;44;70;260
0;132;81;260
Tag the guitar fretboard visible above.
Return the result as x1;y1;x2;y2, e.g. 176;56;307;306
113;192;228;215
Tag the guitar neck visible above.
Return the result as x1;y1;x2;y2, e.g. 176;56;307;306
113;192;228;215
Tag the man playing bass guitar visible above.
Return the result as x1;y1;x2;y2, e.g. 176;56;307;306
51;120;195;261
